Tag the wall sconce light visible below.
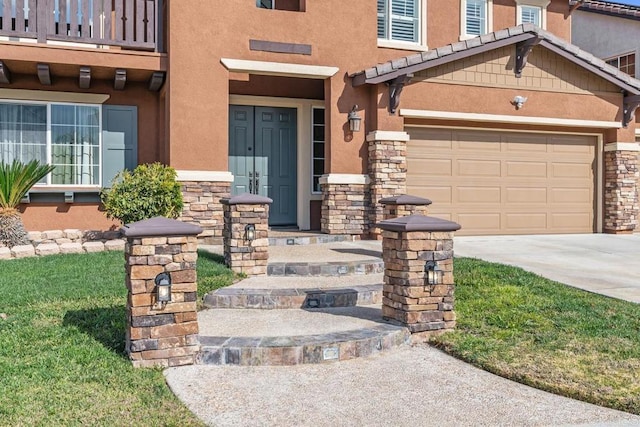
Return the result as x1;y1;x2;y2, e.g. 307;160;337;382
347;105;362;132
512;96;528;110
425;260;444;286
245;224;256;241
155;272;172;306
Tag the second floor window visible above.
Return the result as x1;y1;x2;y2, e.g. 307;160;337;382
520;6;541;26
464;0;488;36
606;53;636;78
377;0;420;44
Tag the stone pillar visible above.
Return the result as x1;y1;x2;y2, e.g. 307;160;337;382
604;143;639;233
378;215;461;340
122;217;203;368
177;171;234;245
367;131;409;238
377;194;432;238
320;174;370;236
222;193;272;276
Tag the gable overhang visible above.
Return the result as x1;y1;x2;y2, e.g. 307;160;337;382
221;58;339;80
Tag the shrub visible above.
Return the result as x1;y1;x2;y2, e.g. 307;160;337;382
100;163;183;225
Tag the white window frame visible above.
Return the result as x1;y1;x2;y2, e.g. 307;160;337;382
0;99;102;188
460;0;493;40
310;106;325;194
377;0;428;51
516;0;550;29
605;51;637;78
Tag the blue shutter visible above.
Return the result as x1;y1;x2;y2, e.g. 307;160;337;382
377;0;388;39
102;105;138;187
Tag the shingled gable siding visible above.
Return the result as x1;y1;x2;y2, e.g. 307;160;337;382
413;45;620;94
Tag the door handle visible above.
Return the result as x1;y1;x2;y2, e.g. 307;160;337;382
249;179;252;194
255;172;259;193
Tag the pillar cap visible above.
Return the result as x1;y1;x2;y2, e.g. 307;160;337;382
377;215;461;232
221;193;273;205
121;217;203;238
379;194;433;206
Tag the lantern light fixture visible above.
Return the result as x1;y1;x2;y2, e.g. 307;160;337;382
424;260;444;286
347;105;362;132
155;272;172;306
245;224;256;241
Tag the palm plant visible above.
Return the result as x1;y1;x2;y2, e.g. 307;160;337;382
0;160;55;247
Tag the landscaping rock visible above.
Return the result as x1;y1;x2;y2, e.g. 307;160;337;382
27;231;43;242
83;241;105;253
36;243;61;256
0;313;6;320
42;230;64;240
103;230;122;240
105;239;126;251
55;238;72;245
60;243;84;254
11;245;35;258
63;229;82;240
0;247;10;260
83;230;103;241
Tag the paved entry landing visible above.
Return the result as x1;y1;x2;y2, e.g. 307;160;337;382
454;234;640;303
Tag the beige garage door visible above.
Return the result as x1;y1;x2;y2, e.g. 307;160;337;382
406;128;597;235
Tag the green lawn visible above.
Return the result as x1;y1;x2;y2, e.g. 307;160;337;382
0;250;236;426
433;257;640;415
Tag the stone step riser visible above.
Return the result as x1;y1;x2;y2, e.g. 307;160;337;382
268;234;356;247
267;261;384;276
196;327;410;366
203;286;383;310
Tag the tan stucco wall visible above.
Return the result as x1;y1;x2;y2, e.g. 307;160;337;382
20;204;118;232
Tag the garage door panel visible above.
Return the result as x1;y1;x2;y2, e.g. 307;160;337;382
551;162;592;178
506;187;547;203
407;127;596;235
506;161;547;177
457;186;501;203
457;159;501;177
505;213;547;229
409;158;452;175
457;213;501;230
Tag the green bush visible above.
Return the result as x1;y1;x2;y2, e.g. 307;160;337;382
100;163;183;225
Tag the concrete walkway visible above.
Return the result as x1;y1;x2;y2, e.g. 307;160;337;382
165;344;640;427
454;234;640;303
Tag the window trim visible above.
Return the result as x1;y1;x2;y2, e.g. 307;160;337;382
377;0;427;50
516;0;550;29
0;99;103;188
310;106;325;195
604;51;636;78
460;0;493;40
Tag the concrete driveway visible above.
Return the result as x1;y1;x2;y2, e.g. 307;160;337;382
454;234;640;303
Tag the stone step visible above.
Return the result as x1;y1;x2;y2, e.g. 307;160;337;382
268;233;356;247
203;284;383;309
195;305;410;366
267;259;384;276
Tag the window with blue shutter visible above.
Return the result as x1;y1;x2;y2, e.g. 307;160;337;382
465;0;487;36
377;0;420;44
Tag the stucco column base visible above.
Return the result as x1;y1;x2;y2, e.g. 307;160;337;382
367;131;409;239
603;144;639;233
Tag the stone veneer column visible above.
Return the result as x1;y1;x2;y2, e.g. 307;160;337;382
378;215;461;339
367;131;409;238
604;143;639;233
122;217;203;368
222;194;272;276
177;171;234;245
320;174;370;236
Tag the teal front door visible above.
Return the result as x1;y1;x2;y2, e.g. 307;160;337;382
229;105;297;226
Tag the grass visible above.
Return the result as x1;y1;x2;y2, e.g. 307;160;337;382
0;249;237;426
432;257;640;415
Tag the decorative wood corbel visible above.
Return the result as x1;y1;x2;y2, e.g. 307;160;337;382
387;74;413;114
79;67;91;89
515;36;543;78
114;69;127;90
0;61;11;84
623;94;640;128
148;72;165;92
37;63;51;85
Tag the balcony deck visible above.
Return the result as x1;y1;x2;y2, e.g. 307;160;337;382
0;0;159;51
